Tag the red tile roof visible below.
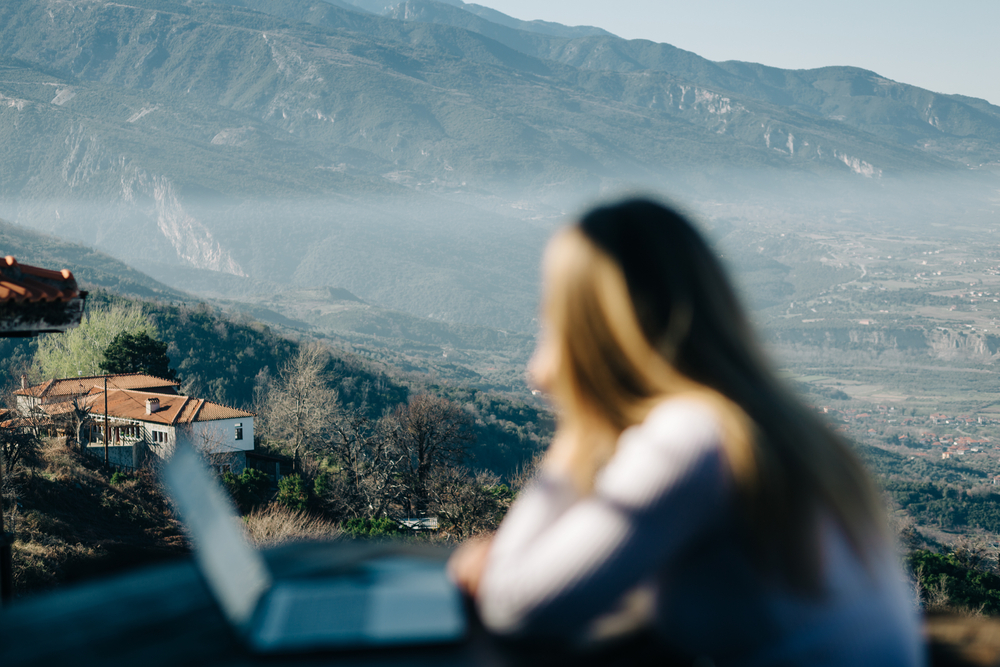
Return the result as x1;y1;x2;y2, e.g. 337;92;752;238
0;256;81;303
81;388;253;424
16;373;180;399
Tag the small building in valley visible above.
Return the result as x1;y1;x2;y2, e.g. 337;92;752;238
16;374;255;472
79;388;254;472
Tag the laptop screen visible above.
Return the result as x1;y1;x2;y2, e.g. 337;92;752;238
163;443;272;629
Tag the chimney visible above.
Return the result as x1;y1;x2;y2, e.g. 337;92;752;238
146;397;160;415
20;374;26;390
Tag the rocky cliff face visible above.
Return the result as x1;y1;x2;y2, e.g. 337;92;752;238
14;118;245;276
769;326;1000;363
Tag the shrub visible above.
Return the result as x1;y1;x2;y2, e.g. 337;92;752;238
222;468;271;513
109;471;129;486
276;474;308;512
342;517;405;539
313;470;333;498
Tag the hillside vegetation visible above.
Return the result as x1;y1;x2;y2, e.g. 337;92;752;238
0;218;187;300
7;439;186;594
0;279;551;597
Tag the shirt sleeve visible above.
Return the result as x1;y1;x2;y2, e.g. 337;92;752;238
476;399;734;639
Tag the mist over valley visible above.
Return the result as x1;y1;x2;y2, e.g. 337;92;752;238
1;0;998;338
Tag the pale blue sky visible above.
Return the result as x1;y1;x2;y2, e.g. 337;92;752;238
474;0;1000;105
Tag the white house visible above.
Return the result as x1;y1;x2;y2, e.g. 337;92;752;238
17;374;254;472
80;388;255;472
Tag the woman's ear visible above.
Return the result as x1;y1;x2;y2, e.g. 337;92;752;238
528;332;559;395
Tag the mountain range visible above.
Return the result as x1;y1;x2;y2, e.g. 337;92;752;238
0;0;997;334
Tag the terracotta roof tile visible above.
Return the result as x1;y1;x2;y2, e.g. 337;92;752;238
82;389;186;425
0;256;81;303
193;401;253;422
84;388;253;424
176;397;204;424
17;373;180;398
102;374;180;391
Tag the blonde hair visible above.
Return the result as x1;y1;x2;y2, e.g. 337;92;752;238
538;202;885;591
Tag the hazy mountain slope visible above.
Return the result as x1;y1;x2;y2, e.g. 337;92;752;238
444;1;612;39
0;2;553;327
711;63;1000;166
0;0;996;334
0;0;972;189
334;0;612;38
378;0;576;67
0;217;188;300
360;0;1000;167
0;214;537;393
191;0;955;177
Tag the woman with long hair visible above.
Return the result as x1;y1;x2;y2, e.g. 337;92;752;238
449;199;922;664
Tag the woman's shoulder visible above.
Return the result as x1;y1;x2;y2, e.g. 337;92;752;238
598;395;734;497
620;394;728;456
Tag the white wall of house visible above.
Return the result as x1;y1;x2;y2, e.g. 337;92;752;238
87;416;252;453
178;418;254;456
84;416;253;473
15;395;38;414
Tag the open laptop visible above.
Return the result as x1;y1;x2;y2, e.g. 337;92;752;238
162;442;467;653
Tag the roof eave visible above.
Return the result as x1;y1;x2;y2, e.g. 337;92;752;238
0;295;87;336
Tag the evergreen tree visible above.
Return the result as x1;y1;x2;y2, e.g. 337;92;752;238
276;474;309;512
99;331;177;380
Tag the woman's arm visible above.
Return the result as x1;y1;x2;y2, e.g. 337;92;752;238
475;399;733;639
449;466;581;597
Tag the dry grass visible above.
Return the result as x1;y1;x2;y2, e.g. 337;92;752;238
922;574;987;617
242;503;341;548
6;439;187;596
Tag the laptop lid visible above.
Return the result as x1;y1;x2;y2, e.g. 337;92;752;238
163;442;467;652
162;441;272;632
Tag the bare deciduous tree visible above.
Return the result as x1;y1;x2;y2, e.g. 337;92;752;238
0;385;42;478
314;408;404;521
431;467;512;539
51;396;93;453
392;394;475;514
250;366;272;443
260;343;338;466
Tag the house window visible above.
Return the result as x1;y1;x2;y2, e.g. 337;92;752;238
235;423;243;441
